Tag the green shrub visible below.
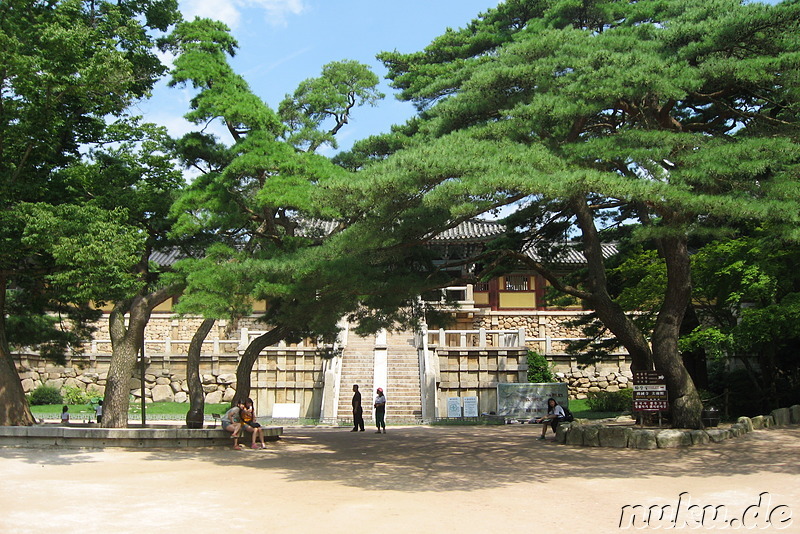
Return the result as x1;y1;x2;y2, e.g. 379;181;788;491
586;388;633;412
28;385;63;405
62;385;90;405
526;351;554;383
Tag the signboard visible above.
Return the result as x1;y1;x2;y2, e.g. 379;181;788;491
496;383;569;419
272;403;301;419
447;397;462;418
633;371;669;411
463;396;479;417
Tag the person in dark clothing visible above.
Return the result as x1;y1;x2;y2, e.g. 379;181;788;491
351;384;365;432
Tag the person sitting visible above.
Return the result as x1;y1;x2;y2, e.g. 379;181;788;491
532;398;565;440
240;398;266;449
221;401;244;450
60;405;70;425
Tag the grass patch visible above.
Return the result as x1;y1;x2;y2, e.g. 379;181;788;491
568;398;627;420
30;402;231;420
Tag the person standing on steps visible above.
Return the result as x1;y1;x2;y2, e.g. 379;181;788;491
374;387;386;433
351;384;365;432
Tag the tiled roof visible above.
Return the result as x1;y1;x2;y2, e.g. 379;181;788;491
149;248;184;267
523;242;619;265
148;218;618;267
430;219;506;242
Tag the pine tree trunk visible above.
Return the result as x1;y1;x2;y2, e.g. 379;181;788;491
572;198;655;371
186;318;215;428
652;234;703;429
0;274;35;426
233;325;290;405
103;287;179;428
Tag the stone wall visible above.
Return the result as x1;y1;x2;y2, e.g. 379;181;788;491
15;353;241;405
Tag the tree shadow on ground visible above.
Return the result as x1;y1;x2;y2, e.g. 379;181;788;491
135;425;800;492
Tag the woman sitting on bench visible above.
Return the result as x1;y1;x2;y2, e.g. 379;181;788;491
533;398;565;440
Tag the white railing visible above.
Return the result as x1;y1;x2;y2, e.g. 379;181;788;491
87;328;320;355
417;328;627;355
422;328;527;349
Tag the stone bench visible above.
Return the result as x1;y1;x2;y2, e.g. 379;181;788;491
0;424;283;449
553;404;800;449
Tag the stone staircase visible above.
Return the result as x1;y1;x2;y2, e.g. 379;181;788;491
337;333;376;424
385;331;423;423
335;329;423;425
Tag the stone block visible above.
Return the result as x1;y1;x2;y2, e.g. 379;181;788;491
64;377;85;390
151;384;174;403
565;425;584;446
582;425;601;447
598;426;630;448
45;378;64;390
222;387;236;403
656;429;692;448
706;429;730;443
771;408;791;426
155;377;171;386
690;430;710;445
554;422;571;444
729;423;745;437
205;390;223;405
170;381;183;393
751;415;765;429
736;417;753;433
217;373;236;385
790;405;800;424
629;430;657;449
21;378;35;393
202;374;216;385
173;391;188;403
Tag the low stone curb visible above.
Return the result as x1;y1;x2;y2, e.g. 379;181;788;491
0;425;283;449
554;404;800;449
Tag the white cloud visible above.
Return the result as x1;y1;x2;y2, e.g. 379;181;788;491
180;0;306;30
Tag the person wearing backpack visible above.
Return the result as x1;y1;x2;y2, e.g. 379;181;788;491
533;398;567;440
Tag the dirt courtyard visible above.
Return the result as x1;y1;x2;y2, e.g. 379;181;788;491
1;425;798;534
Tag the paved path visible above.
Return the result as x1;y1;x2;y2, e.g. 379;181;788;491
1;425;798;533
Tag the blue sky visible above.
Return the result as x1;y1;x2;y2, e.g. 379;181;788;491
135;0;503;155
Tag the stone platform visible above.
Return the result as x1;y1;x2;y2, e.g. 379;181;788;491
0;424;283;449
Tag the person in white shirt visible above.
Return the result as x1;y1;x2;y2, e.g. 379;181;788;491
60;405;70;425
533;398;565;440
374;388;387;434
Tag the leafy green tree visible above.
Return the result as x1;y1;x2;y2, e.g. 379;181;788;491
162;18;386;406
337;0;800;428
81;121;186;428
684;234;800;411
0;0;181;426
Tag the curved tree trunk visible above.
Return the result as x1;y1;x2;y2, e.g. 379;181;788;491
652;235;703;429
233;325;291;405
0;275;35;426
572;198;655;371
185;318;215;428
104;286;179;428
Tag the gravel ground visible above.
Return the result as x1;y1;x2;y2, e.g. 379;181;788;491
1;425;798;534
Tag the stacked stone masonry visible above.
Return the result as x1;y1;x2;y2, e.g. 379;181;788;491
554;405;800;448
